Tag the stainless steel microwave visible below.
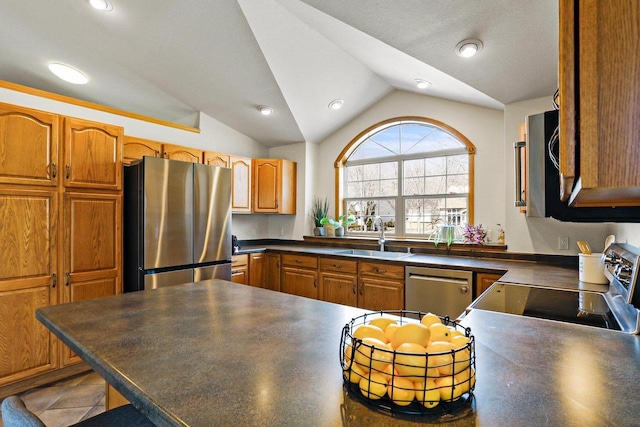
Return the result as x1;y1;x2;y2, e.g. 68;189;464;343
514;110;640;222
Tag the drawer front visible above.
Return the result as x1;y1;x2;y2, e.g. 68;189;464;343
232;254;248;267
282;254;318;269
359;262;404;280
319;258;357;274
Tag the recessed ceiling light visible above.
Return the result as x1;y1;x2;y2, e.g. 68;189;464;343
415;79;431;89
48;63;89;85
258;105;273;116
88;0;113;11
328;99;344;110
455;39;483;58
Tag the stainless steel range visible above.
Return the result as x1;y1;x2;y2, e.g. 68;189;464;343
467;243;640;334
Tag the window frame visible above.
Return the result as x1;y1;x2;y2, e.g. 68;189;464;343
333;116;476;239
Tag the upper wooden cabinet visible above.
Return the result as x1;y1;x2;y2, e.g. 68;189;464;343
559;0;640;206
252;159;296;214
0;103;60;187
204;151;230;168
231;156;251;213
162;144;202;164
64;117;123;191
123;136;162;165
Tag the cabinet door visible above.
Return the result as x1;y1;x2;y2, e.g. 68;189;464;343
62;192;121;366
231;254;248;285
0;188;59;385
320;271;357;306
358;276;404;311
0;103;60;187
123;136;162;165
475;273;503;298
162;144;203;164
281;267;318;299
249;253;264;287
204;151;230;168
64;117;123;190
230;156;251;213
253;159;279;213
264;253;281;292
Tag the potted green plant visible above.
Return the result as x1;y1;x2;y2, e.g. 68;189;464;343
310;197;329;236
320;214;355;237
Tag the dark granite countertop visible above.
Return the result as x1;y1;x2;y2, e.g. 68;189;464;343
36;280;640;427
238;244;609;293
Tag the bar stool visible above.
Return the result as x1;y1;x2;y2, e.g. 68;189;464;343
1;395;156;427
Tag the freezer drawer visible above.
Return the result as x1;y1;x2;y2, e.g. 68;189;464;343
194;263;232;282
405;267;473;319
144;269;194;290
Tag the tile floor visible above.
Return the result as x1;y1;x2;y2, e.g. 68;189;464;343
0;371;105;427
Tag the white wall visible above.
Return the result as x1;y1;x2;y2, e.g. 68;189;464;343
313;90;506;239
609;224;640;247
0;85;270;241
503;97;612;254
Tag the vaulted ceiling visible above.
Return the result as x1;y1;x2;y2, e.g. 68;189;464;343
0;0;558;146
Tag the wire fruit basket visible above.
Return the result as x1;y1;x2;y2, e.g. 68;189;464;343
340;310;475;416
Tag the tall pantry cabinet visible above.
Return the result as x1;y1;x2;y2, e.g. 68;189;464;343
0;102;123;393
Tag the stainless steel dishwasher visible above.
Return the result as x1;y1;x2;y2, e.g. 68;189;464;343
405;266;473;319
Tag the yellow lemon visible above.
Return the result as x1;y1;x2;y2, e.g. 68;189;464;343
454;367;476;393
359;372;388;400
391;323;431;349
385;323;400;343
448;328;465;339
353;324;388;344
420;312;442;328
450;335;471;349
368;317;397;332
353;337;392;373
344;344;354;364
346;363;368;384
451;347;471;374
394;342;428;381
387;376;415;406
425;341;455;376
428;323;451;342
380;363;398;383
414;379;440;409
435;375;463;402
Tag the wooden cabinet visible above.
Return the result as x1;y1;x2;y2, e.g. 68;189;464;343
123;136;162;165
204;151;230;168
474;273;504;298
0;103;124;393
559;0;640;206
61;192;121;366
248;253;264;287
264;253;281;292
358;262;404;311
252;159;296;214
281;254;318;299
162;143;202;164
231;254;249;285
0;102;60;187
63;117;123;191
231;156;251;213
0;188;59;386
319;258;358;306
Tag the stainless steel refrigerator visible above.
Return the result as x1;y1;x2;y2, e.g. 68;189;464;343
123;156;232;292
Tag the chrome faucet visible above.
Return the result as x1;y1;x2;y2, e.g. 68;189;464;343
374;216;385;251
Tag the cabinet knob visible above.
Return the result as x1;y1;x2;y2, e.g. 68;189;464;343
52;273;57;288
313;278;317;287
352;283;356;294
333;264;342;269
295;259;303;263
376;268;387;274
65;165;70;179
65;272;70;286
51;163;57;178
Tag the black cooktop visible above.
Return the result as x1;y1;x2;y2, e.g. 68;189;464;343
471;284;621;331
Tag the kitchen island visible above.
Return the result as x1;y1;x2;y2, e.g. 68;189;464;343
36;280;640;426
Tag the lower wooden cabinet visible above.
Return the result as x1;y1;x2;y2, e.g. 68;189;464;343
231;254;248;284
248;253;264;287
281;254;318;299
264;253;281;292
475;272;504;298
358;262;405;311
319;258;358;306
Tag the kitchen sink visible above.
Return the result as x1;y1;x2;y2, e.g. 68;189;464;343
335;249;414;259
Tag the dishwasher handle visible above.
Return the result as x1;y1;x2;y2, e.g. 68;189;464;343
407;274;470;286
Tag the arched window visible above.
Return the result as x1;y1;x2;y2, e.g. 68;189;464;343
334;117;475;240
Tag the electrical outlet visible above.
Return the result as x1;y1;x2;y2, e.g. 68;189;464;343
558;236;569;250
